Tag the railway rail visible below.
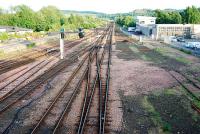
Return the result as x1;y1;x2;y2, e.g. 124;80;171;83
0;37;88;82
0;32;98;107
0;36;100;114
0;32;97;102
0;24;114;134
77;24;113;134
168;71;200;101
29;26;109;134
0;33;93;75
0;40;93;104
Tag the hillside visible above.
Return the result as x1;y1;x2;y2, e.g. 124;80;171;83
61;10;105;17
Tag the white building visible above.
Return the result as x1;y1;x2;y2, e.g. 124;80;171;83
135;16;200;40
153;24;192;39
135;16;156;36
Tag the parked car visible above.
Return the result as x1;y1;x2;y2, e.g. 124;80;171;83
134;29;142;35
170;36;177;42
128;27;135;32
191;34;197;39
193;42;200;49
177;37;185;42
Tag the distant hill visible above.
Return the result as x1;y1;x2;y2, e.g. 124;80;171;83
131;9;155;16
61;10;105;17
61;9;184;19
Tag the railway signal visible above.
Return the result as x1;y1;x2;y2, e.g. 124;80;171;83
60;28;64;59
60;18;65;60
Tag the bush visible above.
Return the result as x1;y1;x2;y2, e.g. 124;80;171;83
0;32;9;41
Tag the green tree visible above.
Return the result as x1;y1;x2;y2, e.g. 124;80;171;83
39;6;64;30
116;15;135;27
124;16;136;27
184;6;200;24
116;15;125;26
13;5;37;29
34;12;46;31
60;18;65;26
155;10;182;24
170;12;182;24
155;10;170;24
0;5;105;32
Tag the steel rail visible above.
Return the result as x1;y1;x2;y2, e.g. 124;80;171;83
77;26;111;134
100;25;113;134
30;30;107;134
0;42;94;114
52;29;108;134
0;55;57;102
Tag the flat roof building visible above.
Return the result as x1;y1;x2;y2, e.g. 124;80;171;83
135;16;200;40
154;24;192;39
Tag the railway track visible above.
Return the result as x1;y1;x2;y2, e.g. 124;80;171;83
77;24;113;134
0;24;113;134
29;27;109;134
160;65;200;98
167;69;200;114
0;32;97;101
0;38;88;82
0;51;47;75
0;38;93;102
0;33;90;64
167;70;200;100
0;56;56;101
0;66;28;83
0;33;93;75
0;32;101;114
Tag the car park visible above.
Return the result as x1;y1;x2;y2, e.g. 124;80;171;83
185;42;200;49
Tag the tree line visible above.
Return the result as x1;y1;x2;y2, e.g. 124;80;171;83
0;5;105;32
156;6;200;24
115;16;136;28
116;6;200;27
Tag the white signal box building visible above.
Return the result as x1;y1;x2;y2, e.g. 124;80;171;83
135;16;156;37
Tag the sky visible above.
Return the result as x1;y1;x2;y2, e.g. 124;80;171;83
0;0;200;14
